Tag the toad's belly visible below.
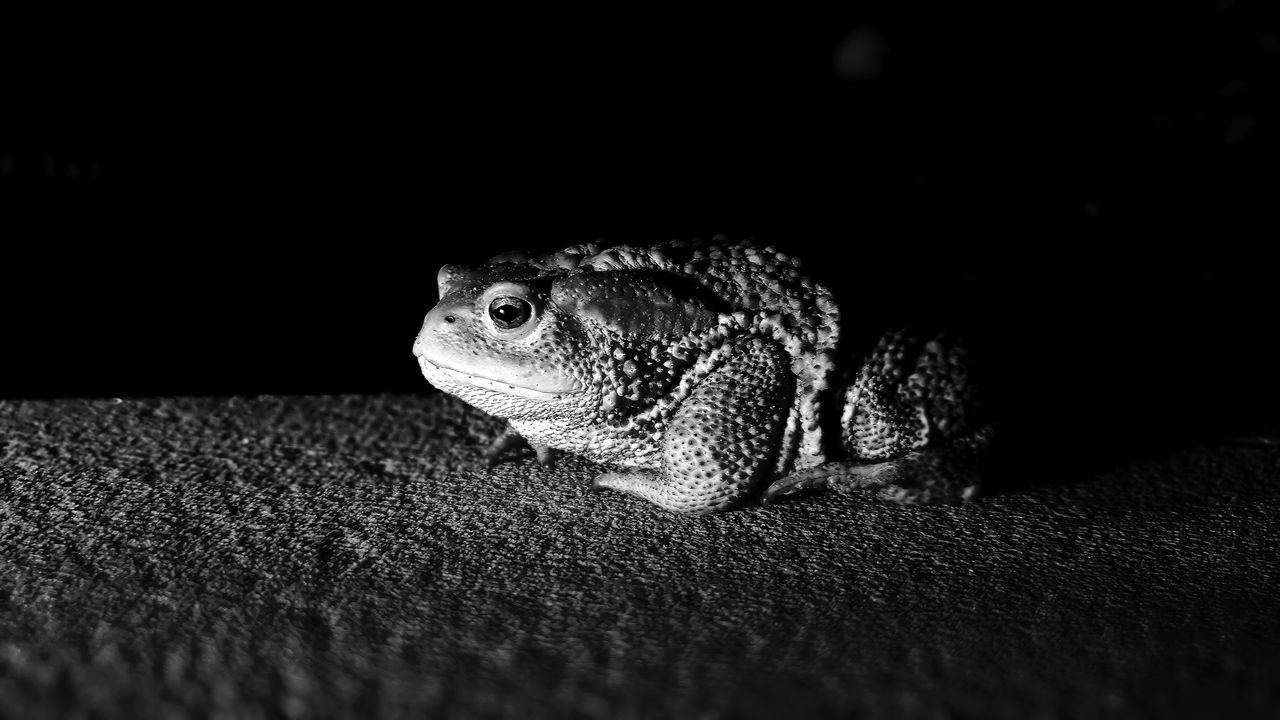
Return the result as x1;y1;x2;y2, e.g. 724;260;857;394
510;418;664;469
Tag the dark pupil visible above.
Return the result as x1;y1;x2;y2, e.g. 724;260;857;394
490;298;530;328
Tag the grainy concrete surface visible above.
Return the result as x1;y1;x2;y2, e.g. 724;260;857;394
1;393;1278;718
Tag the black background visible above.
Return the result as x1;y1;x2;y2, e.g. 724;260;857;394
3;5;1277;456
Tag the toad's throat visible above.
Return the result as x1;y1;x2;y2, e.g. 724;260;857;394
418;356;582;401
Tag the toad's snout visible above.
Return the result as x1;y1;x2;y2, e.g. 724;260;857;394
412;300;468;360
412;297;582;399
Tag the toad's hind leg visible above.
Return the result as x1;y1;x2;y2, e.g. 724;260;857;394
766;328;992;506
593;337;794;513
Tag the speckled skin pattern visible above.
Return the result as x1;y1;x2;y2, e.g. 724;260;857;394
413;237;990;513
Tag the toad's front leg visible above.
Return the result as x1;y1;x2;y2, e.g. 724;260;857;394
593;337;794;513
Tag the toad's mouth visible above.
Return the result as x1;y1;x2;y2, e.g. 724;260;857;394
417;355;581;401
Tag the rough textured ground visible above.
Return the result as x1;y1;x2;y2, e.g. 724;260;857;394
1;393;1278;718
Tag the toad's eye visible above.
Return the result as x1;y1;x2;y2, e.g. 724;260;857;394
488;296;533;329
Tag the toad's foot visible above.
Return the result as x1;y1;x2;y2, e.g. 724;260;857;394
483;426;558;467
764;428;992;506
592;470;741;515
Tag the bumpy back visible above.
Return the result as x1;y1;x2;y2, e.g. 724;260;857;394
495;237;842;469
